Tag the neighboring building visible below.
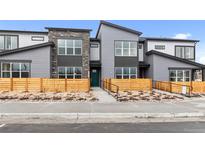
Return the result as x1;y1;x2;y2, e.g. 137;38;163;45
0;21;204;86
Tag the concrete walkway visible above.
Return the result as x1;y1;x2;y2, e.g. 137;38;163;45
91;87;116;103
1;98;205;119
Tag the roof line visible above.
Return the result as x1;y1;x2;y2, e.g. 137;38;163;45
0;42;54;56
146;50;205;68
45;27;92;32
96;20;143;38
0;29;48;34
141;37;199;42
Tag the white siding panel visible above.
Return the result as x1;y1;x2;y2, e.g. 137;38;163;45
147;40;195;56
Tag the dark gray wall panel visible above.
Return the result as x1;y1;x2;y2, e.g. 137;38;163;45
57;56;82;66
115;57;138;67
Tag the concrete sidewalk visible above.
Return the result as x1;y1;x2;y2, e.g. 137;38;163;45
1;98;205;119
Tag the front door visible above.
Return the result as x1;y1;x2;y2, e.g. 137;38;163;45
91;69;100;87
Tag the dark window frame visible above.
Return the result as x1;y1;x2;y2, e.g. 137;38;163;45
175;45;195;60
0;35;19;50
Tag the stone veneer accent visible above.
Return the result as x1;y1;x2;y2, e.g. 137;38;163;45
48;30;90;78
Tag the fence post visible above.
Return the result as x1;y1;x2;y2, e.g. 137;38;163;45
190;81;193;95
25;78;28;92
65;78;67;92
150;79;152;91
108;78;111;91
40;78;43;92
10;78;13;91
169;82;172;93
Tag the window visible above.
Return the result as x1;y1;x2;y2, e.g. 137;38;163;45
90;44;98;48
138;44;143;49
175;46;194;59
1;62;30;78
115;41;137;56
155;45;165;50
31;36;44;41
58;67;82;79
0;36;4;50
58;39;82;55
0;35;18;50
169;69;191;82
115;67;137;79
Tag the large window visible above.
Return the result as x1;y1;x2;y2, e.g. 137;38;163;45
58;67;82;79
115;67;137;79
0;35;18;50
169;69;191;82
58;39;82;55
115;41;137;56
1;62;30;78
175;46;194;60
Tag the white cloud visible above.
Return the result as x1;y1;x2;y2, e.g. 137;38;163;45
199;56;205;64
172;33;192;39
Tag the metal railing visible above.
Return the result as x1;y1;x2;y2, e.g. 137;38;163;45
152;80;192;96
101;79;119;100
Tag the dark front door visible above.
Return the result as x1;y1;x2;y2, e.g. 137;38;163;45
91;69;100;87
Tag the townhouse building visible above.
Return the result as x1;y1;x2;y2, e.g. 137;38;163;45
0;21;204;87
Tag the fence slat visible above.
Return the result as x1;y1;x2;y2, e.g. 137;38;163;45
106;78;152;91
0;78;90;92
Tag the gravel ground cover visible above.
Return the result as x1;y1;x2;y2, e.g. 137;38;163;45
111;90;185;102
0;91;98;103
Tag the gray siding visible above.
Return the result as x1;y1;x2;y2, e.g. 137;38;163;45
98;24;139;79
145;54;154;79
146;54;199;81
0;46;51;78
57;56;82;66
0;32;48;48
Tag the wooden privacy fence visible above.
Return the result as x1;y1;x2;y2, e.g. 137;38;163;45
153;81;191;95
154;81;205;95
103;78;152;91
0;78;90;92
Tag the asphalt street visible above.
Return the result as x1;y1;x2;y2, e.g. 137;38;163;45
1;122;205;133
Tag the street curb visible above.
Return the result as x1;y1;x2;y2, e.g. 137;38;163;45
0;112;205;119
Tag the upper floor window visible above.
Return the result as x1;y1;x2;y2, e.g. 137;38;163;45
90;44;98;48
31;36;44;41
58;39;82;55
155;45;165;50
175;46;194;60
115;41;137;56
0;35;18;50
1;62;30;78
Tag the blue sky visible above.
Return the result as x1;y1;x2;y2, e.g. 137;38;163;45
0;20;205;63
